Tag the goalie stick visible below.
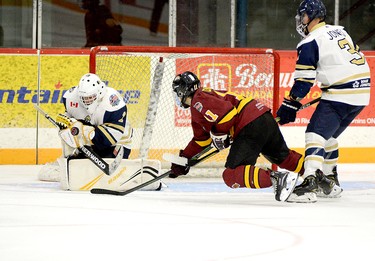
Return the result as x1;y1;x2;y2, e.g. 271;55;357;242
34;104;123;175
90;145;219;196
275;97;321;122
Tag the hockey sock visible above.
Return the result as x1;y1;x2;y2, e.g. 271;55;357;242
278;149;305;175
222;165;272;189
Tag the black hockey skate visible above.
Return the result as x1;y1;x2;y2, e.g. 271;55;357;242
328;166;341;185
316;167;343;198
287;175;318;203
270;171;298;202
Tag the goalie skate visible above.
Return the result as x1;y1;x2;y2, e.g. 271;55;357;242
270;171;298;202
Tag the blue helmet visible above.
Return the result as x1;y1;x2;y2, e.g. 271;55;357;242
296;0;326;37
298;0;326;20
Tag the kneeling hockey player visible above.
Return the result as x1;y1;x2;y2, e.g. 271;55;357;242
169;71;308;202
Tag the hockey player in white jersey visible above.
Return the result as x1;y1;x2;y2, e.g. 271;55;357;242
38;73;162;191
61;73;133;159
276;0;371;203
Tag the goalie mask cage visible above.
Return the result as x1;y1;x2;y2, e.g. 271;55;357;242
90;46;280;176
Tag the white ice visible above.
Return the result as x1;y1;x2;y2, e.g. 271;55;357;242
1;164;375;261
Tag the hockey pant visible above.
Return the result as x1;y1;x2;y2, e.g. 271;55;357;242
222;112;304;189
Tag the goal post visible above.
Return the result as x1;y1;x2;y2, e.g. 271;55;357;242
89;46;280;174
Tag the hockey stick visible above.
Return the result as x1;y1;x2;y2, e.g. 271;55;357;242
90;145;219;196
34;104;123;175
275;97;321;122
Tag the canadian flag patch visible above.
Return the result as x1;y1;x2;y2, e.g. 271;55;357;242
70;102;78;108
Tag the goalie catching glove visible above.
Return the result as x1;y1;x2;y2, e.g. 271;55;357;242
210;132;231;151
56;114;95;148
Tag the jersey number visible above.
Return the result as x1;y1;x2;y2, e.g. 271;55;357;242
204;110;218;122
118;111;126;123
338;39;365;65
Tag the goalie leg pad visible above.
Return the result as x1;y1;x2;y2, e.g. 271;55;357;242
67;158;162;191
222;165;272;189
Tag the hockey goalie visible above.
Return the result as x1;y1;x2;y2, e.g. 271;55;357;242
37;73;163;192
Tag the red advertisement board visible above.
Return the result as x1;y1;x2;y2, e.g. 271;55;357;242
278;50;375;126
175;51;375;127
174;55;276;126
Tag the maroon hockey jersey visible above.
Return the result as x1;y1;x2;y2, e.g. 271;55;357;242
182;87;270;158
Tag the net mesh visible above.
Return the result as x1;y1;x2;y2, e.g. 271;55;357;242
91;47;279;176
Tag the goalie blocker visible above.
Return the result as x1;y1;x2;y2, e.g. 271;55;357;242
57;157;163;191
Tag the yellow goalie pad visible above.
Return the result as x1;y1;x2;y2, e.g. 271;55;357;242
60;158;162;191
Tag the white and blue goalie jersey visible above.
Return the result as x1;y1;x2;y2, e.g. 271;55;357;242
292;22;371;106
62;86;132;150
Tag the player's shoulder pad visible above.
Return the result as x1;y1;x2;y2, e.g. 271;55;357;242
195;87;215;98
325;24;344;31
101;87;126;112
297;34;316;48
63;86;78;99
194;87;214;100
191;88;216;114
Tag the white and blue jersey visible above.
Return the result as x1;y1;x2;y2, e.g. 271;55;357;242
291;22;371;106
62;86;132;154
291;22;371;178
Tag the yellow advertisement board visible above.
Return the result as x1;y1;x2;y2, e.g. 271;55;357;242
0;55;89;127
0;55;38;127
0;52;89;163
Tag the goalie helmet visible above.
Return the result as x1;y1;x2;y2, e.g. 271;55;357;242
296;0;326;37
172;71;201;109
77;73;106;114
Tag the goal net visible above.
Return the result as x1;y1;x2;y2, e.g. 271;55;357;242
90;46;280;176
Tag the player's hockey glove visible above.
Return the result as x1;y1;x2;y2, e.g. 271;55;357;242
169;150;190;178
276;98;302;125
57;114;95;148
210;132;231;151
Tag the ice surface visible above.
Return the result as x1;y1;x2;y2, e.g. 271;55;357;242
0;164;375;261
